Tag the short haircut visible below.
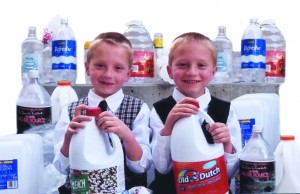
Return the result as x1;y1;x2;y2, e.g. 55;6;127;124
168;32;217;67
86;32;133;67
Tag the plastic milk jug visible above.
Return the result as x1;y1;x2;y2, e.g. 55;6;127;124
0;134;43;194
50;80;78;124
170;109;229;194
275;135;300;193
69;107;125;193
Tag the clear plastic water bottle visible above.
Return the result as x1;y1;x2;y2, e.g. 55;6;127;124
240;124;275;193
241;18;266;83
16;69;52;134
21;26;43;86
52;18;77;84
42;41;55;85
123;20;155;84
260;19;286;83
212;26;233;83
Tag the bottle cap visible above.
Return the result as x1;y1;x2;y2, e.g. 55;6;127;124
84;41;91;49
280;135;295;141
86;107;101;116
57;80;71;86
28;69;39;78
61;18;68;24
252;124;262;132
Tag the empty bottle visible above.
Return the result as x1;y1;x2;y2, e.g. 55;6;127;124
240;124;275;193
212;26;233;83
21;26;43;86
241;18;266;83
52;18;77;84
42;41;55;85
260;19;286;83
16;69;52;134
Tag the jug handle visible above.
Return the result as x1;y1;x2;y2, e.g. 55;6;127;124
108;132;122;153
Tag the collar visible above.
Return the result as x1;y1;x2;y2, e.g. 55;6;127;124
172;87;211;111
88;89;125;113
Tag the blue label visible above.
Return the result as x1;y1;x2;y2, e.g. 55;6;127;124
241;61;266;69
241;39;266;57
52;40;76;57
216;52;228;72
0;159;18;190
239;118;255;148
52;63;77;70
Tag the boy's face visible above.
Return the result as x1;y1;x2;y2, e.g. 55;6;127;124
167;42;216;98
85;42;131;98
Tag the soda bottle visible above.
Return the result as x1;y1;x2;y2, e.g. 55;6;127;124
16;69;52;134
241;18;266;83
212;26;233;83
52;18;77;84
240;124;275;193
21;26;43;86
123;20;155;84
260;19;286;83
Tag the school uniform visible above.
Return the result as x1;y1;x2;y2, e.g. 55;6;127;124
149;87;241;194
53;89;152;192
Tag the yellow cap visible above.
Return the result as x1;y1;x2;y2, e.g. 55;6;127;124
84;41;91;49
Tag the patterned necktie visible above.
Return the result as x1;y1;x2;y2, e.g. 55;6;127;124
98;100;108;111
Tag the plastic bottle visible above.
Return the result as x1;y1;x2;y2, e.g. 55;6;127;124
212;26;233;83
241;18;266;83
16;69;52;134
42;41;55;85
260;19;286;83
50;80;78;124
239;125;275;193
21;26;43;86
69;107;125;193
123;20;155;84
275;135;300;193
171;110;229;193
84;41;91;84
52;18;77;84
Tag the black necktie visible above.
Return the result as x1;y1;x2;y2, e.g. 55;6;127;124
98;100;108;111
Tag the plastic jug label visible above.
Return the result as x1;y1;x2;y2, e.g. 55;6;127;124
240;160;275;193
22;53;38;74
52;40;77;70
172;155;228;194
265;50;285;77
70;166;119;194
0;159;18;190
241;39;266;69
132;51;154;78
216;52;229;72
239;118;255;148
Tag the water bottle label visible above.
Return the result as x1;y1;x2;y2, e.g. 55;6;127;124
266;50;285;77
172;155;228;194
240;160;275;193
132;51;154;78
16;106;51;134
52;40;77;70
239;118;255;148
22;53;38;73
241;39;266;69
0;159;18;190
216;52;228;72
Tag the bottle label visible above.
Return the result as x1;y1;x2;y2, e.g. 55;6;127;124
241;39;266;69
132;51;154;78
216;52;229;72
239;118;255;148
52;40;77;70
240;160;275;193
0;159;18;190
70;166;124;194
16;105;51;134
22;53;38;73
172;155;228;194
265;50;285;77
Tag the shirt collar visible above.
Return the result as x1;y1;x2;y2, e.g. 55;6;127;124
173;87;211;111
88;89;124;113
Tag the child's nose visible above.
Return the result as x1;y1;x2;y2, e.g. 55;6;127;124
187;65;197;75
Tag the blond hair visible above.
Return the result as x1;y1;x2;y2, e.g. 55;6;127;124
168;32;216;66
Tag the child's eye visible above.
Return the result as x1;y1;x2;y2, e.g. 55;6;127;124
96;63;105;68
115;65;124;70
197;63;206;68
176;63;187;67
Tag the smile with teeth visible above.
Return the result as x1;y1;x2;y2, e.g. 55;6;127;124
184;80;200;83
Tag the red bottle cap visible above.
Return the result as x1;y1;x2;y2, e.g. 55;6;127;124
57;80;71;86
86;107;101;116
280;135;295;141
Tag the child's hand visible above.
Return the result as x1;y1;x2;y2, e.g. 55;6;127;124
205;123;233;154
161;97;199;136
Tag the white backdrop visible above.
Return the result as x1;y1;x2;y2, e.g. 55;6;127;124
0;0;299;141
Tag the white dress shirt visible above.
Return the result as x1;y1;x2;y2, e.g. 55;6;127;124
150;87;241;179
53;89;152;175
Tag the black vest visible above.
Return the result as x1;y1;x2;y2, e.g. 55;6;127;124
149;95;230;194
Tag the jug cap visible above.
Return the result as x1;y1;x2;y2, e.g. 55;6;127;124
86;107;101;116
57;80;71;86
280;135;295;141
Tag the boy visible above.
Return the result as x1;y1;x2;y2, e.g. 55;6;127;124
53;32;152;193
149;32;241;194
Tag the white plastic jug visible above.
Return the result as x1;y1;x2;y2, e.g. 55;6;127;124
69;107;125;193
275;135;300;193
51;80;78;124
0;134;43;194
171;112;229;194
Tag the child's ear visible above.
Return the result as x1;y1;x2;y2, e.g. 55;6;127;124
212;65;217;76
85;61;90;76
167;65;174;79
